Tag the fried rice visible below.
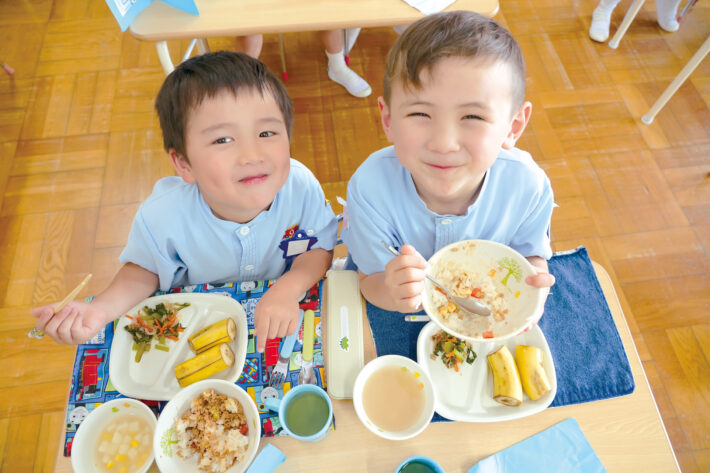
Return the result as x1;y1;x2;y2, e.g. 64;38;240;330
173;389;249;473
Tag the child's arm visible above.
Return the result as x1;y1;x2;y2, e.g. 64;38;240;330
253;248;332;352
31;263;159;344
359;244;428;313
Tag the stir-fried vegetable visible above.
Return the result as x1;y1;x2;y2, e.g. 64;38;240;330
431;330;477;372
124;302;190;362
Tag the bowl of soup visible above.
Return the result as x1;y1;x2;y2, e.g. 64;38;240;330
353;355;436;440
71;398;156;473
422;240;545;342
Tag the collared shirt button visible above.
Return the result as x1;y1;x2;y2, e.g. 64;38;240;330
440;218;452;225
239;226;250;236
244;264;255;271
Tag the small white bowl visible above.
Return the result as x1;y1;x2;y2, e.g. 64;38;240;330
71;398;156;473
422;239;545;342
153;379;261;473
353;355;436;440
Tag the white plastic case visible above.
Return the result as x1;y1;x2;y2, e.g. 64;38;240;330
324;269;365;399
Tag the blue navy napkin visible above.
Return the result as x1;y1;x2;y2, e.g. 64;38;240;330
365;246;634;417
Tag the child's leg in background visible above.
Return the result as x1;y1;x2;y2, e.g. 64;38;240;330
589;0;622;42
655;0;681;32
321;30;372;98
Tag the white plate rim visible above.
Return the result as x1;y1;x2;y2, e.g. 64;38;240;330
416;322;557;422
109;293;248;400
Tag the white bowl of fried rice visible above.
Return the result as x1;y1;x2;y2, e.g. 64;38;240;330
422;240;545;342
153;379;260;473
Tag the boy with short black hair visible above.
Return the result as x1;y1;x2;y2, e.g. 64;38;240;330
342;11;555;314
33;51;338;352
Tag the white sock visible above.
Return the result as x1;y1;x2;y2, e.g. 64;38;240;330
326;49;372;98
655;0;680;32
589;0;621;42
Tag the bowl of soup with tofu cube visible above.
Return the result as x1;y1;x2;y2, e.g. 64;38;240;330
71;397;156;473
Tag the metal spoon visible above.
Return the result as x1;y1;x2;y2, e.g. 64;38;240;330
381;241;492;317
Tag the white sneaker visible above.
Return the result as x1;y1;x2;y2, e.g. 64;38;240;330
589;6;613;42
328;66;372;98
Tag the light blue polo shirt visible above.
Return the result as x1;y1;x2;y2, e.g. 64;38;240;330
341;145;554;275
120;159;338;290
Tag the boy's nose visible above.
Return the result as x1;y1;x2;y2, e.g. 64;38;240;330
427;124;460;154
235;140;264;165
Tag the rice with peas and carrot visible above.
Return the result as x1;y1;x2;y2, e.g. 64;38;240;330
430;262;510;338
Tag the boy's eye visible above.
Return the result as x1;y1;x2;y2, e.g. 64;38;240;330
463;114;484;121
259;131;276;138
407;112;429;118
213;137;233;144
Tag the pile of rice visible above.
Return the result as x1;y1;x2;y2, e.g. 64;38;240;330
431;262;510;337
174;389;249;473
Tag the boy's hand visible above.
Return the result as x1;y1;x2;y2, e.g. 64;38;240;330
523;257;555;329
384;244;428;313
31;301;108;344
253;285;300;353
525;272;555;289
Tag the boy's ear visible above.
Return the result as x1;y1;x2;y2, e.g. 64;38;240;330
377;96;395;143
169;149;196;184
502;101;532;150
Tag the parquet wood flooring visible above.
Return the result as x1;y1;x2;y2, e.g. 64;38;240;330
0;0;708;471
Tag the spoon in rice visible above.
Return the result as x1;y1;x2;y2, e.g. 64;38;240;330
382;242;492;317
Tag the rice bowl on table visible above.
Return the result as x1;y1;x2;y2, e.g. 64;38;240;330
422;240;545;342
153;379;261;473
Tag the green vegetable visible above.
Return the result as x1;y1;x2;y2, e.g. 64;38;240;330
431;330;477;371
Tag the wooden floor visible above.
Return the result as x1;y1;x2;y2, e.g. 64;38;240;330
0;0;708;471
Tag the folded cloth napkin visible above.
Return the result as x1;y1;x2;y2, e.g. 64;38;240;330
467;418;607;472
402;0;456;15
365;246;635;415
246;444;286;473
539;247;634;407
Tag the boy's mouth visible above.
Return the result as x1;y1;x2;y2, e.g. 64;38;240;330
239;173;269;184
428;163;458;170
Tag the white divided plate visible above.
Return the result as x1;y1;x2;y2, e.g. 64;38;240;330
109;293;248;400
416;322;556;422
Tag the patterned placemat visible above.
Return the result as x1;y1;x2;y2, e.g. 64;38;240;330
63;280;325;456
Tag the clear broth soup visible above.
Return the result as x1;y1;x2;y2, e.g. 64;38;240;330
362;365;425;432
94;413;152;473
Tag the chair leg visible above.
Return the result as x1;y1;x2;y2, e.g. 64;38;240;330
608;0;646;49
641;35;710;124
196;38;210;54
278;33;288;81
156;41;175;74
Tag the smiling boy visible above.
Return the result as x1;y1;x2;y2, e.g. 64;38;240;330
32;52;337;351
341;11;555;313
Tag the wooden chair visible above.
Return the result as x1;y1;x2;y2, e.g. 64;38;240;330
641;34;710;124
